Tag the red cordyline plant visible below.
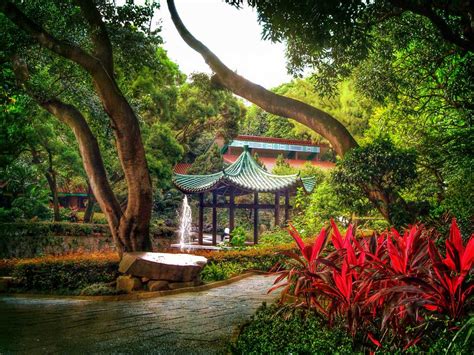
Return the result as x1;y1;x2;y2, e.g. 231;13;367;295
270;218;474;351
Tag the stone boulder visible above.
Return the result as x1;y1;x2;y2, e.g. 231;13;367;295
148;280;169;292
119;252;207;282
116;275;142;293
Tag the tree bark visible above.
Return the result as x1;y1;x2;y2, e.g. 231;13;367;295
167;0;358;157
31;148;60;222
3;1;153;254
83;183;95;223
45;150;60;222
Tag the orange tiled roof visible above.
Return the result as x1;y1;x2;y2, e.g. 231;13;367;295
173;163;192;174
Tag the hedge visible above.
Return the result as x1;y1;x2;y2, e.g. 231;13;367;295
0;221;175;239
0;222;112;258
6;253;120;293
0;222;176;258
0;222;109;238
0;242;298;293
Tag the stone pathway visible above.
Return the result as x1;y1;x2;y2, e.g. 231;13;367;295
0;274;277;354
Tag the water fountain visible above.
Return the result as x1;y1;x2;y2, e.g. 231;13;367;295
117;195;208;292
169;195;224;251
178;195;192;249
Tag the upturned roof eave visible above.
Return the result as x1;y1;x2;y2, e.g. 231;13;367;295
172;146;317;195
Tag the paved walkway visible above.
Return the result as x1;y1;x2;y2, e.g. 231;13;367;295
0;275;277;354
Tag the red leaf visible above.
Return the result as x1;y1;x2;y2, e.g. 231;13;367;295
330;219;344;250
288;223;307;257
461;237;474;274
403;336;421;350
368;332;381;347
310;227;326;263
450;218;464;255
424;304;439;311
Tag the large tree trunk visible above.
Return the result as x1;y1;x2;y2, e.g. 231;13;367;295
83;183;95;223
45;150;60;222
31;148;60;222
364;188;410;226
3;1;153;254
168;0;413;226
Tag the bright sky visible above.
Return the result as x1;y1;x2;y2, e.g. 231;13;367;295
158;0;293;89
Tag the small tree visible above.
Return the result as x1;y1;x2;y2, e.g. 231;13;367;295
332;137;417;226
187;144;224;175
252;152;266;171
272;154;293;175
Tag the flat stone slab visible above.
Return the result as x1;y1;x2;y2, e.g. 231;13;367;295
119;252;207;282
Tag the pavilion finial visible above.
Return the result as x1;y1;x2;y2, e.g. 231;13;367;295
243;144;250;152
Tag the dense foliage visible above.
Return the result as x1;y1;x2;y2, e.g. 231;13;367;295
272;219;473;350
233;303;354;354
10;253;120;294
233;304;472;354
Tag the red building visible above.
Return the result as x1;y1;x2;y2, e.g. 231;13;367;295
174;135;335;174
218;135;335;171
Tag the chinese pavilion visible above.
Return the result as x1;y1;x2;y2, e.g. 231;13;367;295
173;145;316;245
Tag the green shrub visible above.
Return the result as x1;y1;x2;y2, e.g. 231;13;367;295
0;222;111;258
11;196;52;220
0;222;109;238
232;303;354;354
0;207;22;222
258;228;294;246
76;212;108;224
80;282;124;296
150;220;175;238
200;244;294;272
201;262;244;282
12;256;119;292
233;304;471;354
3;239;298;293
230;226;247;248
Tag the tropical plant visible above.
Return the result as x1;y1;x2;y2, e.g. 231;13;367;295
271;219;474;350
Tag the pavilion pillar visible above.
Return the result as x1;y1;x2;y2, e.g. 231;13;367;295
229;188;235;233
284;190;290;223
212;191;217;246
198;193;204;245
274;191;280;227
253;192;259;244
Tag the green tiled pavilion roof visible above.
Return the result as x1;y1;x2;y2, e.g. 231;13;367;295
173;146;317;194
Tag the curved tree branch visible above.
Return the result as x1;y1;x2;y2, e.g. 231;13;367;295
1;1;100;73
389;0;474;52
75;0;114;74
167;0;358;156
3;1;154;252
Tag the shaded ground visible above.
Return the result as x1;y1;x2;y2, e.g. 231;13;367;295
0;274;277;354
